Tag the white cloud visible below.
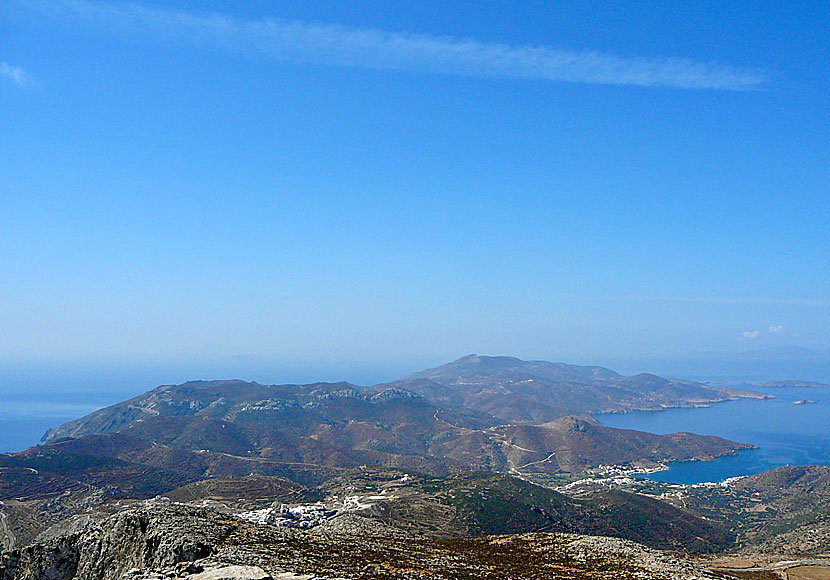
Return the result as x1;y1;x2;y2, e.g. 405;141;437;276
34;0;766;91
0;62;29;86
741;330;761;340
769;324;785;335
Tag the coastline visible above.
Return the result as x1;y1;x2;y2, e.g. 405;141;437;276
593;389;774;417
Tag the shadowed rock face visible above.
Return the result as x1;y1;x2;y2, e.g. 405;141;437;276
0;506;223;580
0;504;728;580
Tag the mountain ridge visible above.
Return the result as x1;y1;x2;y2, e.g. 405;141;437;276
373;354;765;424
0;355;807;574
35;357;757;482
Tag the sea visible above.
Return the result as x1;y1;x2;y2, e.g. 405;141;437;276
597;384;830;484
0;365;140;453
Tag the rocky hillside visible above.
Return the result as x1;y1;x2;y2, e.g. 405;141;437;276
0;355;775;574
2;397;749;504
0;503;733;580
43;355;763;444
23;362;754;498
360;470;732;552
678;465;830;556
0;408;750;548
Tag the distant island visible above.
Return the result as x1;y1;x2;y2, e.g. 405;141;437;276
742;379;830;388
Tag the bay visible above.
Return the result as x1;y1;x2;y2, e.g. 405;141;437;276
597;385;830;484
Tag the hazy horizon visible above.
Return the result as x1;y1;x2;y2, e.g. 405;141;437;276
2;348;828;395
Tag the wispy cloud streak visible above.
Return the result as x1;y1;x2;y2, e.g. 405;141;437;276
37;0;765;90
0;62;29;86
626;296;830;308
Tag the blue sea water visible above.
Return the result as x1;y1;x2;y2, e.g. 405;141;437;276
0;364;152;453
0;396;107;452
597;386;830;484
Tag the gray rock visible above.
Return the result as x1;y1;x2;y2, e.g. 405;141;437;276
188;565;271;580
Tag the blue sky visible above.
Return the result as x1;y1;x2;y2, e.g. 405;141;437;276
1;1;828;380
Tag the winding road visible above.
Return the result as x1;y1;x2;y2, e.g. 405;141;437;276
0;511;15;552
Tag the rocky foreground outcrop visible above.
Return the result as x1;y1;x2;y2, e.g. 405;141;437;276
0;504;731;579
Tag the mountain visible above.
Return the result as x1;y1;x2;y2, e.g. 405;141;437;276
677;464;830;556
26;357;754;497
30;371;751;484
0;356;764;563
362;470;731;552
376;354;765;423
479;417;753;473
3;393;748;508
43;355;764;445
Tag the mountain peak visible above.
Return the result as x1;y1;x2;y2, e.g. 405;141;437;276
447;354;525;368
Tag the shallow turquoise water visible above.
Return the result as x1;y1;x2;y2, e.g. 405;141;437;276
597;386;830;484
